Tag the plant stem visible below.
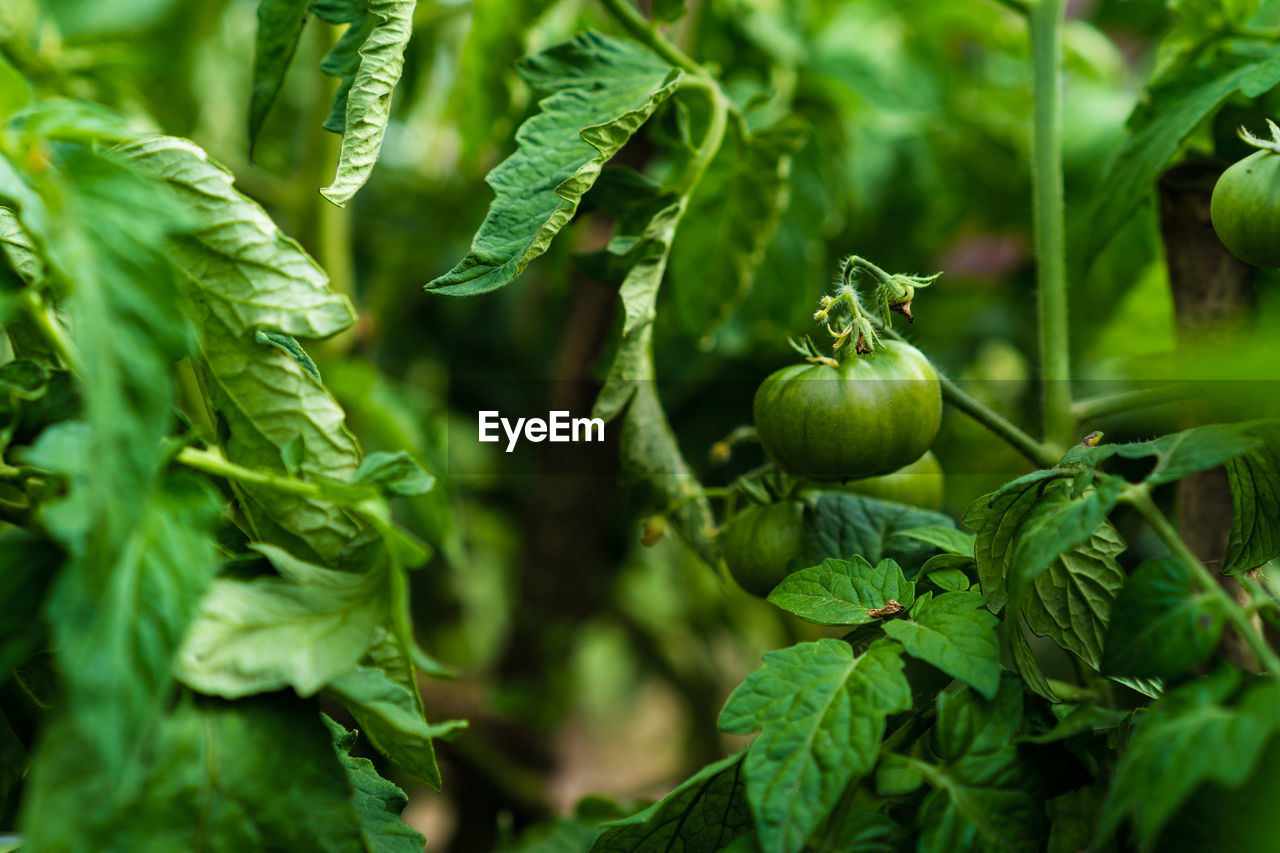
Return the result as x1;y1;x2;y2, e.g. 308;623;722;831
1071;384;1201;423
177;446;325;500
673;77;728;194
597;0;703;73
940;373;1060;467
880;327;1059;467
21;290;83;375
1126;487;1280;681
1029;0;1073;448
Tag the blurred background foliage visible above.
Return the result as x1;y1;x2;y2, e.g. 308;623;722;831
4;0;1279;849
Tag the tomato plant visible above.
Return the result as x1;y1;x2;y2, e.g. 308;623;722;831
2;1;1280;853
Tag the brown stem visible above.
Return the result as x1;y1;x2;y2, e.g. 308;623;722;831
1157;159;1255;669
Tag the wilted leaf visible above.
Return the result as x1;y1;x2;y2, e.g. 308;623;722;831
428;31;681;296
315;0;416;206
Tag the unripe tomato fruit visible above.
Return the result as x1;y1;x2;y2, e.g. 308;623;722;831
718;500;806;597
753;340;942;480
1210;148;1280;268
831;450;944;510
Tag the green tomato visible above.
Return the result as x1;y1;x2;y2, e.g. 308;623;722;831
718;500;806;597
832;450;944;510
753;340;942;481
1210;147;1280;268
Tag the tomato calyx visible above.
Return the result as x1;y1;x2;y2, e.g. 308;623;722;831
1238;118;1280;155
806;256;942;359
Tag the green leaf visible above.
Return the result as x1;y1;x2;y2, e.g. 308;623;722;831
176;544;388;698
1109;675;1164;699
427;31;681;295
918;555;973;592
882;591;1000;699
913;679;1045;853
24;431;223;772
590;751;752;853
1009;618;1059;703
766;556;914;626
114;136;356;339
1101;558;1226;678
22;694;367;851
354;450;435;496
801;493;957;572
874;753;924;797
1060;422;1264;487
593;199;685;422
719;638;910;853
324;714;427;853
15;475;225;844
1085;51;1280;260
668;116;806;334
314;0;416;206
1019;703;1128;745
0;205;42;285
1021;521;1126;670
891;525;975;557
963;478;1120;614
249;0;311;150
15;148;192;553
327;664;467;789
114;135;365;561
1097;669;1280;850
1005;478;1123;607
0;53;32;122
1224;422;1280;574
810;810;904;853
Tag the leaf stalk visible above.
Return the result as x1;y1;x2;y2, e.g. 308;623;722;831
1124;486;1280;682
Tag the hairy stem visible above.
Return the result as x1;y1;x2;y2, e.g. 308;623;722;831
1126;487;1280;681
1029;0;1073;448
597;0;703;73
177;446;327;500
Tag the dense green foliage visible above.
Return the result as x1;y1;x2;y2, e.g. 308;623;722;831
2;1;1280;852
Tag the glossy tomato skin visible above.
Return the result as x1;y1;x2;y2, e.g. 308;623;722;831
719;500;805;597
831;450;944;510
1211;148;1280;268
753;340;942;481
